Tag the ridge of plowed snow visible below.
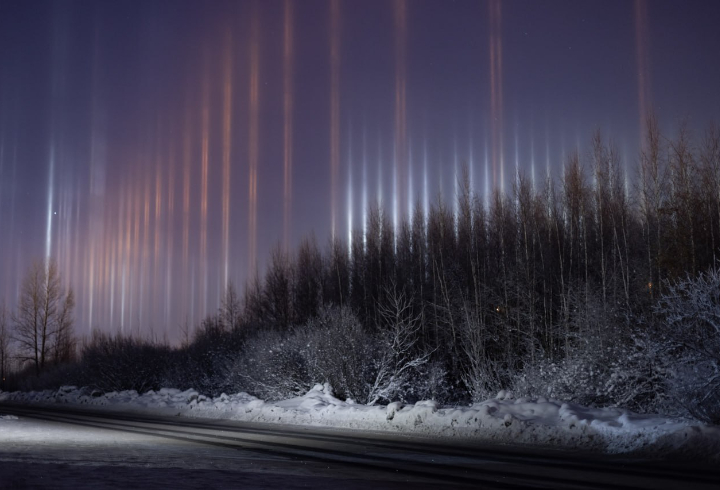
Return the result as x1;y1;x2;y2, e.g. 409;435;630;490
2;384;718;459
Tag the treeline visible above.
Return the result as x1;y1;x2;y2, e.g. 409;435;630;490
7;116;720;424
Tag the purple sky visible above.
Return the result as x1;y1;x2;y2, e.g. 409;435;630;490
1;0;719;340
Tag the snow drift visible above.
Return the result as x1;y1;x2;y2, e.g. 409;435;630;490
2;384;718;459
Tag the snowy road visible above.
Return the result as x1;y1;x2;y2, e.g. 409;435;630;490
0;404;717;489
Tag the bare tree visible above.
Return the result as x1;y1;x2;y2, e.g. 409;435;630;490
0;303;11;389
638;113;668;298
368;283;430;404
220;280;242;331
13;259;75;375
52;288;76;365
264;245;293;329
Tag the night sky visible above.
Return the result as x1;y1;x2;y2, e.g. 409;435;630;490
1;0;719;340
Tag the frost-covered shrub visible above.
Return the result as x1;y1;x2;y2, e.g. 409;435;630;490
76;332;171;394
234;306;381;402
170;316;243;396
513;321;670;414
303;306;380;402
231;327;313;401
458;308;507;403
656;268;720;424
367;286;432;404
408;360;453;405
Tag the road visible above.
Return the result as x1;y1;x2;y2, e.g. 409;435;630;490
0;403;717;489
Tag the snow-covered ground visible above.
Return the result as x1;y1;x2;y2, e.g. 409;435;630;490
2;384;719;460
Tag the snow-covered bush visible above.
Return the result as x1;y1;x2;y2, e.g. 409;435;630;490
656;268;720;424
512;309;671;414
458;307;506;402
232;326;313;400
76;332;171;394
235;306;381;403
302;306;380;402
367;286;432;404
170;317;243;396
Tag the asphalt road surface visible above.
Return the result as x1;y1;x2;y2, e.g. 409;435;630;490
0;403;717;489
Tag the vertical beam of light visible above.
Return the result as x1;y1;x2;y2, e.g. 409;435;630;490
132;181;141;332
122;184;132;332
392;143;398;236
283;0;294;252
407;139;413;226
530;130;536;190
153;142;163;327
142;170;151;329
377;135;383;208
109;219;117;327
362;125;368;246
488;0;504;193
635;0;651;149
624;162;631;200
165;139;176;332
483;144;490;208
200;71;210;318
423;139;429;228
329;0;341;240
545;124;551;180
45;145;55;260
47;7;68;267
347;129;353;255
182;104;191;323
88;21;106;332
453;139;459;233
0;131;4;219
10;132;18;253
9;131;19;304
394;0;408;225
58;183;71;288
248;8;260;273
514;127;520;194
468;126;475;196
0;131;5;299
64;186;75;290
222;30;234;288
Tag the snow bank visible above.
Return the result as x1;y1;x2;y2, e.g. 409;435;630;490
2;384;718;459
